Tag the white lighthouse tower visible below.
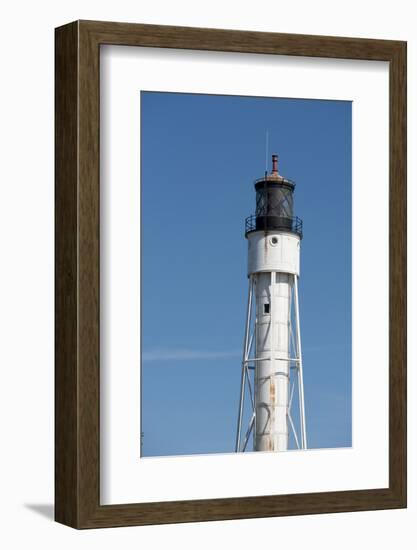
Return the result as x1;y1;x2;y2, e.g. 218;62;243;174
236;154;307;452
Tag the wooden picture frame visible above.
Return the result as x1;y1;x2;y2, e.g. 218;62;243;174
55;20;406;528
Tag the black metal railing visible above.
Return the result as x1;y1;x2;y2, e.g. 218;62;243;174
254;176;295;187
245;214;303;238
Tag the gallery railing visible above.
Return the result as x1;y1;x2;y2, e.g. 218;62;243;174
245;214;303;238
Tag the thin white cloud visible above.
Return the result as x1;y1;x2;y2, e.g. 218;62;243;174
303;344;350;353
143;345;349;362
142;349;241;362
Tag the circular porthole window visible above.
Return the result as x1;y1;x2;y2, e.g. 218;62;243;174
270;236;278;246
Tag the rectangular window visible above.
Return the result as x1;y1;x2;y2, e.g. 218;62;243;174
264;303;270;314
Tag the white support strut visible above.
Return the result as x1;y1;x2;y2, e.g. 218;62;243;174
294;273;307;449
235;276;253;452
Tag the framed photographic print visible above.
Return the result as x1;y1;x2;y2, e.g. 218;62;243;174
55;20;406;528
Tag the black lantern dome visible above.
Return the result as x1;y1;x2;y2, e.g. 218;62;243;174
245;154;303;238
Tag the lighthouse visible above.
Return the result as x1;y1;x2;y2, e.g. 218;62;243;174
236;154;307;452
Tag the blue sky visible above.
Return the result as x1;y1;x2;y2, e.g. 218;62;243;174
141;91;352;456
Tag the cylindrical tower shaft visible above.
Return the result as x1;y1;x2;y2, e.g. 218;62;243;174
254;271;292;451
